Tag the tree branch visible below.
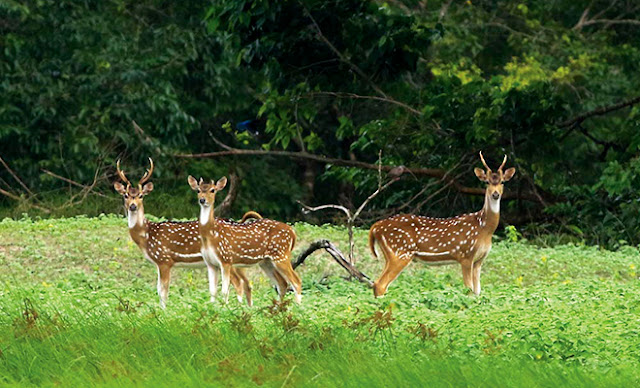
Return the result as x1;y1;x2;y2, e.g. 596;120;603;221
215;171;239;217
301;5;389;99
42;169;110;198
580;18;640;27
175;140;543;203
0;155;34;197
557;95;640;128
0;188;51;213
298;202;351;219
303;91;422;116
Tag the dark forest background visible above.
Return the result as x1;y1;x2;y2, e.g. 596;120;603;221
2;0;640;247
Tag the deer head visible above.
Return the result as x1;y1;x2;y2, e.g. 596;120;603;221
188;175;227;225
114;158;155;213
188;175;227;207
474;151;516;205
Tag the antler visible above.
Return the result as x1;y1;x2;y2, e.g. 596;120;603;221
116;159;132;187
138;157;154;187
479;151;491;171
498;154;508;172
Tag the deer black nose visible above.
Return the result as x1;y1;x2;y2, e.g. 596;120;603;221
129;204;137;211
492;192;500;200
199;198;206;205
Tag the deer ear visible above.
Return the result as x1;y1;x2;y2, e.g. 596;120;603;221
188;175;199;191
114;182;126;195
215;176;228;191
474;168;487;182
503;167;516;182
142;182;154;195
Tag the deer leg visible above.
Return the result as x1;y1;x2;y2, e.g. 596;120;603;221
234;268;252;307
273;270;290;293
206;264;219;303
259;261;288;300
229;267;245;304
219;262;232;304
472;259;484;296
373;253;411;298
157;264;172;309
460;259;474;292
273;259;302;304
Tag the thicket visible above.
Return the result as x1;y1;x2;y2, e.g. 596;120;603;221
2;0;640;247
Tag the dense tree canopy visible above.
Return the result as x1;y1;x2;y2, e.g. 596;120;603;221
2;0;640;246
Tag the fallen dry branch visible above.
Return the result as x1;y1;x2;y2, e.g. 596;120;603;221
298;151;400;264
55;167;102;210
0;188;51;213
0;155;34;197
292;239;373;287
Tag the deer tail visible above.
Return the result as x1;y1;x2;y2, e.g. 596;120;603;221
240;210;263;223
369;227;378;259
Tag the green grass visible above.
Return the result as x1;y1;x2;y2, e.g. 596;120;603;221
1;215;640;386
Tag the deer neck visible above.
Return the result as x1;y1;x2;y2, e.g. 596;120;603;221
127;207;148;246
199;205;215;228
127;205;146;229
481;191;500;234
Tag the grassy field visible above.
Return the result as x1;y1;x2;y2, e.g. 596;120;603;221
1;215;640;386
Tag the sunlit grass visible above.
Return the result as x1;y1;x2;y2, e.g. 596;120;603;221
1;216;640;386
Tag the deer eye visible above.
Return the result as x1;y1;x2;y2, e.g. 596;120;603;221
210;188;215;193
124;194;129;199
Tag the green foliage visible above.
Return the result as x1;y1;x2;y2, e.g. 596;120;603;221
1;217;640;385
3;0;640;246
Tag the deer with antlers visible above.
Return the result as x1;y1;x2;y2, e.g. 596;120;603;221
114;158;256;308
188;175;302;304
369;152;516;297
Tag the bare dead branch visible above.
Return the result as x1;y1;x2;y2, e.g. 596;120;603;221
303;91;423;116
42;169;110;198
208;131;234;151
0;155;34;197
573;4;593;30
292;239;373;287
580;18;640;27
56;167;102;210
298;151;399;265
352;178;399;222
298;202;351;218
0;188;51;213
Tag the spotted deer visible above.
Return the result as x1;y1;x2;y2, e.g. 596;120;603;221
369;152;516;297
114;158;254;308
188;175;303;304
